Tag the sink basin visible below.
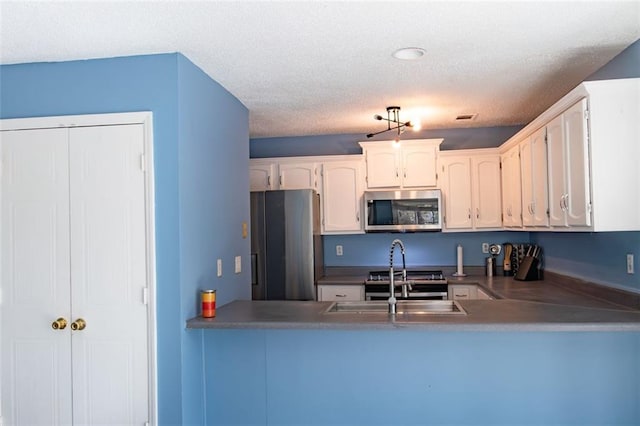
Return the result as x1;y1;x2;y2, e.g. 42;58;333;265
325;300;466;315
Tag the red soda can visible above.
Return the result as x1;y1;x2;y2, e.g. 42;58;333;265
201;290;216;318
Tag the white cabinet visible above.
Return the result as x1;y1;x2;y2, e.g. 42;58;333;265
317;284;365;301
359;139;442;189
501;145;522;228
279;161;320;191
520;127;549;227
547;99;591;227
439;150;502;230
448;284;477;300
321;159;365;234
500;78;640;231
1;116;152;425
448;284;493;300
250;161;277;191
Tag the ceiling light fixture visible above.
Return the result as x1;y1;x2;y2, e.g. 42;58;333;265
366;106;415;142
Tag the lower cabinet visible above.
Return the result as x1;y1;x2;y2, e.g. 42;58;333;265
317;284;365;301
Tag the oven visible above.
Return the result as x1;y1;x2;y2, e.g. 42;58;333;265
364;270;448;300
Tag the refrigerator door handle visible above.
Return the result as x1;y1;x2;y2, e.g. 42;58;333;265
251;253;258;286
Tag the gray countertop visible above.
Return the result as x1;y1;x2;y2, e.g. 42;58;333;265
186;273;640;331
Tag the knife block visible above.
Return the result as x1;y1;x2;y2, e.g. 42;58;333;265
514;255;542;281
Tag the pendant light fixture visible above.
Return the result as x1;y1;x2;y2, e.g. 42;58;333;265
366;106;416;143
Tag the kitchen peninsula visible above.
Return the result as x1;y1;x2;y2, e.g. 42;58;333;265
188;272;640;331
189;271;640;425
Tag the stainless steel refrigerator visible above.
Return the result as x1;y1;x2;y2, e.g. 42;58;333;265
250;189;324;301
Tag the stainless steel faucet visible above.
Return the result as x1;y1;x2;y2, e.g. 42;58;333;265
388;239;410;314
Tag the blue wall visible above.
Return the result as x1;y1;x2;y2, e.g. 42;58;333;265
324;232;528;268
0;53;250;425
205;329;640;425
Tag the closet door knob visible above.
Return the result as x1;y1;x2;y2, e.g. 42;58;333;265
71;318;86;331
51;317;67;330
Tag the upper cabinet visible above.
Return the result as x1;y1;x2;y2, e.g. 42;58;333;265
519;127;549;228
501;145;522;228
250;159;320;192
278;161;320;192
321;158;364;234
500;77;640;232
359;139;442;189
250;161;277;191
547;99;591;228
439;149;502;231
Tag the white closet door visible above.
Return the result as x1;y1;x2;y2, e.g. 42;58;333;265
1;128;73;425
68;124;149;425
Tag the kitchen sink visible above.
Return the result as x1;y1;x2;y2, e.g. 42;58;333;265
324;300;466;315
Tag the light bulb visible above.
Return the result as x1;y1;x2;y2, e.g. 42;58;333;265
411;120;422;131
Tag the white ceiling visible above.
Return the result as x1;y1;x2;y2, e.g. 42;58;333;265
1;1;639;139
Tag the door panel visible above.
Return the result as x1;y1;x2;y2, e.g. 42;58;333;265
1;128;73;425
69;124;149;425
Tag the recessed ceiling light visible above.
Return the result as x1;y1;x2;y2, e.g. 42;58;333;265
392;47;426;60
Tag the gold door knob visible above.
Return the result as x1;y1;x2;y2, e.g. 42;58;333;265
71;318;86;331
51;317;67;330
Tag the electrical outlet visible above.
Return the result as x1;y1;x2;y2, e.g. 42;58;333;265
482;243;489;254
235;256;241;273
627;254;634;274
217;259;222;277
336;245;343;256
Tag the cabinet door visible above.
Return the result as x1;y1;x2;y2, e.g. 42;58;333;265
501;145;522;227
68;125;149;425
250;163;276;191
365;147;400;188
546;114;567;226
563;99;591;226
1;128;74;425
530;128;549;226
520;128;549;227
279;162;319;191
402;145;437;187
440;156;473;229
472;156;502;228
1;124;150;426
322;161;364;233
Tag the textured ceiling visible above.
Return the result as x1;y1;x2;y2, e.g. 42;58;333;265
1;1;639;138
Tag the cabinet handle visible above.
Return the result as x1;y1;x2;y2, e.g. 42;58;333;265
455;294;468;298
51;317;67;330
404;168;407;178
356;212;360;222
395;168;399;178
279;175;283;186
336;294;347;298
564;194;569;211
476;208;480;219
468;208;472;219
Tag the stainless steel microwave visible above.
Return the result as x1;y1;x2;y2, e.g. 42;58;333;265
364;190;442;232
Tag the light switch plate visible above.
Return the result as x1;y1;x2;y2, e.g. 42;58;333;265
627;254;634;274
235;256;241;273
336;245;343;256
482;243;489;253
217;259;222;277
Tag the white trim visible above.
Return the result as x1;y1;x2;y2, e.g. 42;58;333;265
0;111;153;131
0;111;158;426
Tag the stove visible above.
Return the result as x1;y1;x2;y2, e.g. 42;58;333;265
364;270;448;300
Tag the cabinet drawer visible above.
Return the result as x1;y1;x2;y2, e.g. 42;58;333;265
317;285;364;301
448;284;478;300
